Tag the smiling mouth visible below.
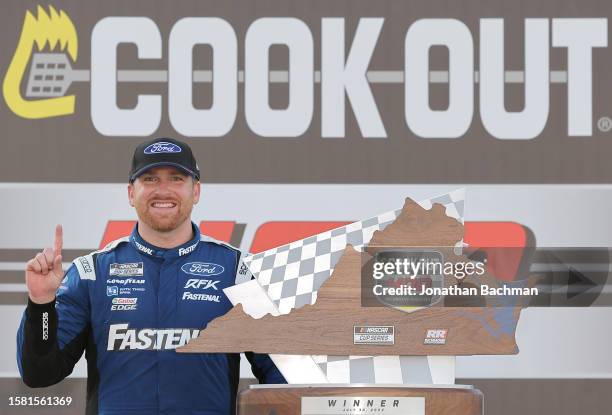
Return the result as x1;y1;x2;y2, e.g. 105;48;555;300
150;201;178;209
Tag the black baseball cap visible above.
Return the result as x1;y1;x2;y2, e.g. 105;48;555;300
129;137;200;182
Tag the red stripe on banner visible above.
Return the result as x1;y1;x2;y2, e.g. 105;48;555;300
464;222;527;248
464;222;529;281
249;222;351;253
99;221;135;249
199;221;235;243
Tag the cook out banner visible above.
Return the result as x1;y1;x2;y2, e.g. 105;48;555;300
1;0;612;183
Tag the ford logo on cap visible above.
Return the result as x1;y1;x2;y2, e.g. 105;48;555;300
144;142;182;154
181;262;225;277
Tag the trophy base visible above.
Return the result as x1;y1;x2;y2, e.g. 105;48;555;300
238;384;483;415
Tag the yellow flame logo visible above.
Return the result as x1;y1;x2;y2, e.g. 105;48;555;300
3;5;78;119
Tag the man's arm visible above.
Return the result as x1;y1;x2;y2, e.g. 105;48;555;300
16;225;91;387
17;263;91;387
245;352;287;384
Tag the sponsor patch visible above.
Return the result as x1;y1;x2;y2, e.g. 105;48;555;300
107;286;118;296
133;238;154;255
184;279;220;290
353;326;395;345
110;262;144;277
41;312;49;341
79;257;93;274
178;243;197;256
107;324;200;351
107;278;145;285
182;292;221;302
119;287;145;295
424;329;448;345
112;297;137;305
181;262;224;277
111;297;138;311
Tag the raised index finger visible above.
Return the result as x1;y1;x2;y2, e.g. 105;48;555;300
54;224;63;256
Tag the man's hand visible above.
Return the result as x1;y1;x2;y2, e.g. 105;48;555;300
25;225;64;304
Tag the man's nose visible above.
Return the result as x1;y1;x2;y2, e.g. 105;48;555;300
153;178;173;194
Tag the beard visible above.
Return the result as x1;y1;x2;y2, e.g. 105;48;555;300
135;197;193;233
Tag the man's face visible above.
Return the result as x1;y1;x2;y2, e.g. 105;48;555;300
128;166;200;232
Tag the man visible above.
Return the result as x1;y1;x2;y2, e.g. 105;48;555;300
16;137;286;414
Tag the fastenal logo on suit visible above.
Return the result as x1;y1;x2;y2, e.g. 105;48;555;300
3;5;608;139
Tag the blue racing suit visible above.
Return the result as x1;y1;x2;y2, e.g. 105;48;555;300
17;223;286;414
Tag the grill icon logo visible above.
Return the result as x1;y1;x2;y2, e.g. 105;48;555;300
3;5;78;119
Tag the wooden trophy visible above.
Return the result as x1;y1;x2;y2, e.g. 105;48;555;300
179;190;529;415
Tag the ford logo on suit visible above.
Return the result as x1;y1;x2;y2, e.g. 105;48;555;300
181;262;225;277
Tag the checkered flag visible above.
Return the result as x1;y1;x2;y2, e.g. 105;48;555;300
244;188;465;314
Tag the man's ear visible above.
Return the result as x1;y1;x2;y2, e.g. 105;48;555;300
193;180;201;205
128;182;135;207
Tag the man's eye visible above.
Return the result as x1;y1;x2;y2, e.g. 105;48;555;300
142;176;155;182
172;176;185;181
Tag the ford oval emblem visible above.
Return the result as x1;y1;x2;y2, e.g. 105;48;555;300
181;262;225;277
144;142;182;155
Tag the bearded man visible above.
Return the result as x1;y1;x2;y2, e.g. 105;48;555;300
17;137;285;414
